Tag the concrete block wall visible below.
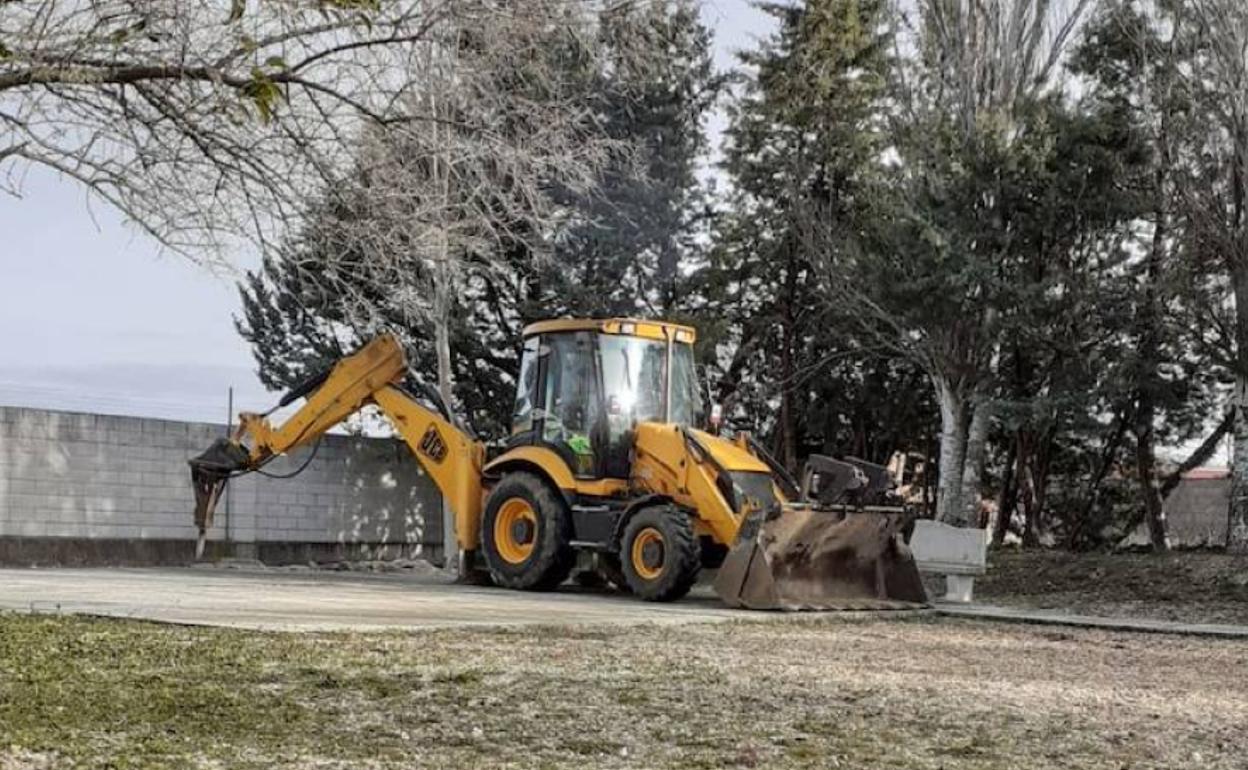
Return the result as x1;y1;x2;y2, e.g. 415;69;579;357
1164;478;1230;547
0;406;443;566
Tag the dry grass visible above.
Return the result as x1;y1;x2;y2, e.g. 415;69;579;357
1;612;1245;769
977;549;1248;624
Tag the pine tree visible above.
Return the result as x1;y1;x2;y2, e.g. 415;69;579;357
701;0;908;472
1062;0;1232;549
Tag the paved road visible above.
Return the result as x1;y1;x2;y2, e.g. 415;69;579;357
0;566;778;631
9;567;1241;638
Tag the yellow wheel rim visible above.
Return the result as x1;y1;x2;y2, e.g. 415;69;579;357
494;498;538;565
630;527;665;581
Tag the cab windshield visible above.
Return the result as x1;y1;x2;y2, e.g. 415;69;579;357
597;335;703;427
526;329;705;479
599;335;667;423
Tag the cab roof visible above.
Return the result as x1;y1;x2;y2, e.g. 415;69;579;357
522;318;696;343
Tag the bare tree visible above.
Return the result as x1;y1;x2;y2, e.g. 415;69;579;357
283;1;620;411
914;0;1092;128
1182;0;1248;551
0;0;446;261
256;1;623;574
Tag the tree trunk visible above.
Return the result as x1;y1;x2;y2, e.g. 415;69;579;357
1070;406;1130;549
958;397;990;527
778;252;800;473
432;259;455;413
432;255;459;576
1032;430;1056;544
1018;433;1041;548
934;376;968;524
431;105;456;418
1020;482;1040;548
1133;151;1170;552
424;69;461;575
923;440;937;519
992;435;1019;546
1230;264;1248;552
778;339;797;473
1230;375;1248;552
1227;245;1248;551
1134;400;1169;552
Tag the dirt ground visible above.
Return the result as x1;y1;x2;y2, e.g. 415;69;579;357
976;549;1248;624
2;612;1244;770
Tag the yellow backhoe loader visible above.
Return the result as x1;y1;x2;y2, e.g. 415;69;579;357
190;319;926;609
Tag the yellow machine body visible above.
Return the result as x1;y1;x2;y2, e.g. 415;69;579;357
629;423;770;547
190;319;926;608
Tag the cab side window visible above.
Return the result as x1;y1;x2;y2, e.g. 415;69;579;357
543;332;600;475
511;336;540;436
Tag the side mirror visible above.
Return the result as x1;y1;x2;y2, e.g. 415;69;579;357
709;403;723;431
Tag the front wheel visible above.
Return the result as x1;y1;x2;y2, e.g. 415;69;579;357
482;473;575;590
620;506;700;602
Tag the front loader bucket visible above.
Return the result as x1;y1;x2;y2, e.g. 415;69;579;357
714;505;927;611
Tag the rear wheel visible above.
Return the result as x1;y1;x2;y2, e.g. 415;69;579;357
482;473;575;590
620;506;700;601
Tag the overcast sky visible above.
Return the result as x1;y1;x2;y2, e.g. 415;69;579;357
0;0;775;426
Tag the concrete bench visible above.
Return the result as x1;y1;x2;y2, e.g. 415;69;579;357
909;520;989;603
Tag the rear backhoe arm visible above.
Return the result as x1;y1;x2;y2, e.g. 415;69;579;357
189;334;484;557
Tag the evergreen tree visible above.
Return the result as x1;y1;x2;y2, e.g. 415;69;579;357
805;0;1102;527
1056;0;1231;549
699;0;920;473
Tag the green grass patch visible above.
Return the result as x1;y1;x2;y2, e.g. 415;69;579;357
0;615;333;768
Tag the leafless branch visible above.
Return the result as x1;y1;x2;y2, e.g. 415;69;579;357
0;0;450;265
274;0;629;406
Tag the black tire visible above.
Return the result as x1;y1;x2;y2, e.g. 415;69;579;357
482;472;575;590
620;506;700;602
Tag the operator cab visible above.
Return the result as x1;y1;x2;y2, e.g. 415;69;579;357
510;319;704;480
